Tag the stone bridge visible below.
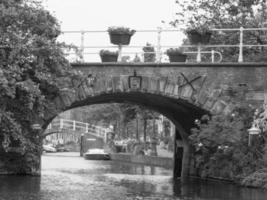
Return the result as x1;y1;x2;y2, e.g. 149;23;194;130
2;62;267;180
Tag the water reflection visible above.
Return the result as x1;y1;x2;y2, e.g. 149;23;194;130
0;153;266;200
173;178;267;200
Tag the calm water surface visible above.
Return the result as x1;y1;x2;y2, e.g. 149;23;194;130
0;152;267;200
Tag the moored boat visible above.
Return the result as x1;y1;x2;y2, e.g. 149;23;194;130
84;148;110;160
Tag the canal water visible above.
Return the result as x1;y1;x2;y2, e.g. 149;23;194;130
0;152;267;200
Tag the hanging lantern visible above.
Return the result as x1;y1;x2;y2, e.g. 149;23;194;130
248;125;261;146
248;125;261;135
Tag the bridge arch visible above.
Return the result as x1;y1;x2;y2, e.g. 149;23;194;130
42;74;227;180
41;63;249;180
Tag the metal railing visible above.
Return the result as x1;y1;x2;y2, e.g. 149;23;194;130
59;27;267;63
46;118;110;139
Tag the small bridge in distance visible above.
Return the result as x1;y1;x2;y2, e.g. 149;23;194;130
43;118;109;141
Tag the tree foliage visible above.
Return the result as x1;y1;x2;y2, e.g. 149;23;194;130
190;105;267;180
171;0;267;62
0;0;75;151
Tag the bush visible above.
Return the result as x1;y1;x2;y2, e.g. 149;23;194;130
190;105;266;181
242;169;267;189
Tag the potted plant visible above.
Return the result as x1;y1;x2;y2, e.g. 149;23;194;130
185;25;212;45
142;43;156;62
107;26;136;45
99;49;118;62
166;48;187;62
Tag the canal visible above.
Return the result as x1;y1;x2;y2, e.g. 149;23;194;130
0;152;267;200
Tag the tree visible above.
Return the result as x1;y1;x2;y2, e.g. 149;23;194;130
171;0;267;62
190;104;266;180
0;0;76;155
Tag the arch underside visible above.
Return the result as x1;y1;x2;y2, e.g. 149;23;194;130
62;92;209;140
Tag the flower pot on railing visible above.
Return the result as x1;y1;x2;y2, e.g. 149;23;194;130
185;28;212;45
109;33;132;45
107;26;136;45
186;30;202;45
99;50;118;62
168;54;187;62
201;31;212;44
166;48;187;62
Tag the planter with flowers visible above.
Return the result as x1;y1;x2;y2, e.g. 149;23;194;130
166;48;187;62
107;26;136;45
99;50;118;62
185;26;212;45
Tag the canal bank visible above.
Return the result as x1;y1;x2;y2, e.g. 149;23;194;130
1;153;267;200
110;153;173;169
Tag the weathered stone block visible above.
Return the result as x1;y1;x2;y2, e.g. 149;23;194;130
121;75;129;92
165;82;175;96
197;91;209;105
112;76;123;92
203;97;216;110
222;103;235;115
59;89;76;107
180;85;193;100
141;76;149;92
159;78;167;93
82;84;94;96
92;78;105;95
173;84;180;98
77;85;87;100
210;89;222;99
106;77;114;93
211;100;227;114
148;78;159;93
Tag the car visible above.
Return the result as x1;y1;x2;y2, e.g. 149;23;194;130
56;146;70;152
43;144;57;153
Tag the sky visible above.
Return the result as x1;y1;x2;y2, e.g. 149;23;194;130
42;0;185;62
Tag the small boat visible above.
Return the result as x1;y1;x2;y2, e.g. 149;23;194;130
84;148;110;160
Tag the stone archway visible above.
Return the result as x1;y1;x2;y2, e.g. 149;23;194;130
44;90;211;180
0;70;233;178
40;70;233;179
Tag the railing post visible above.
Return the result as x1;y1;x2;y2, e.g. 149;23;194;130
196;45;201;63
211;50;215;63
118;44;122;62
73;120;76;131
85;123;88;133
80;30;85;62
156;27;162;63
238;27;244;63
60;119;63;129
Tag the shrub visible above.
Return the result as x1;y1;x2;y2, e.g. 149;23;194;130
242;169;267;189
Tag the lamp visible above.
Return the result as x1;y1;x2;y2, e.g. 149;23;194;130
248;125;261;146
